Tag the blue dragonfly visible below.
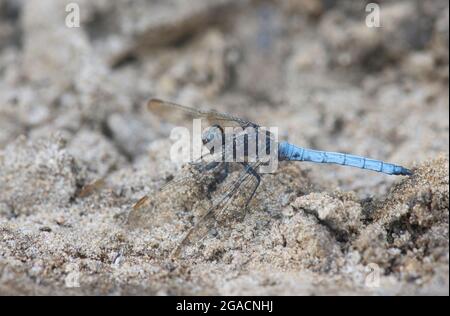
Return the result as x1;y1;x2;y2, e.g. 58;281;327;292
130;99;412;257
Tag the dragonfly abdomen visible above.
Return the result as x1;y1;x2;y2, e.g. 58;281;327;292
278;141;412;176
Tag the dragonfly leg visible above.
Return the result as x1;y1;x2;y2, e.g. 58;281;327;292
222;162;230;181
206;162;230;197
239;162;261;208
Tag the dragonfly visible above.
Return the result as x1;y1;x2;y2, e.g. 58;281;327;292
129;98;412;257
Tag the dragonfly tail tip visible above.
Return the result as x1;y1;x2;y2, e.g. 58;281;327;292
398;167;413;176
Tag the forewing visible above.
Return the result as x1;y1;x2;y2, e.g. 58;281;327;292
148;99;259;129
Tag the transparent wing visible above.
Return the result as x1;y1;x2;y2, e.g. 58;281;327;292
77;179;105;198
148;98;260;128
172;161;262;257
127;158;229;229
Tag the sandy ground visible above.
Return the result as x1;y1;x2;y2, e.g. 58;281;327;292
0;0;448;295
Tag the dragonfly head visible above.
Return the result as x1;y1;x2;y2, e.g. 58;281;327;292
202;125;225;154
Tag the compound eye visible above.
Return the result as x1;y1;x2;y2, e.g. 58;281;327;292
207;131;215;143
202;125;223;145
202;131;216;146
202;131;212;145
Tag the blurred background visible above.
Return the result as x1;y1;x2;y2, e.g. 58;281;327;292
0;0;448;296
0;0;448;195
